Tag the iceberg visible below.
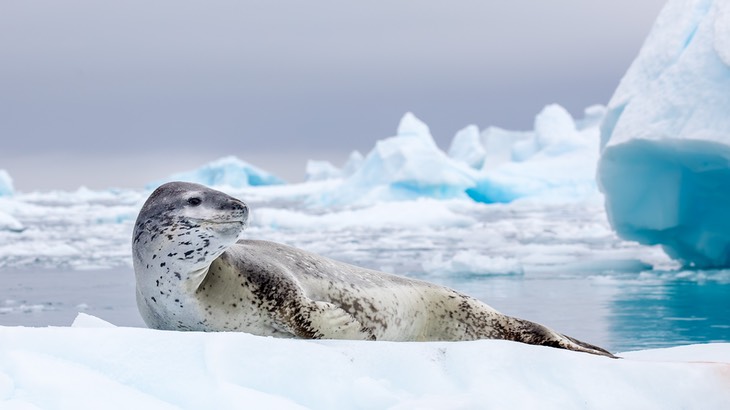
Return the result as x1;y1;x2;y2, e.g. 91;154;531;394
320;113;477;205
304;160;342;181
597;0;730;267
0;170;13;197
467;105;601;203
0;315;728;409
341;150;364;177
146;156;285;190
447;125;485;169
304;151;366;182
313;107;603;207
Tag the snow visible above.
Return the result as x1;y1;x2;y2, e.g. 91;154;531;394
147;156;286;190
0;314;727;409
597;0;730;268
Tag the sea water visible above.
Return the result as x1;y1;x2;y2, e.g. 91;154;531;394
0;191;728;353
1;266;728;353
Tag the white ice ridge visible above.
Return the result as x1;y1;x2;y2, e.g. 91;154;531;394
597;0;730;268
0;315;728;409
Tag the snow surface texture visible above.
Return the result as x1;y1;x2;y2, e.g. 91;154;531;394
147;156;286;190
0;314;728;410
598;0;730;268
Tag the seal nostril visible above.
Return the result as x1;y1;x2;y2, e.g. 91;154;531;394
225;199;247;213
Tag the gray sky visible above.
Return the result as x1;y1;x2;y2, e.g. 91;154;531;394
0;0;666;191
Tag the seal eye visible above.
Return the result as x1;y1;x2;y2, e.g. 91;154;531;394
187;197;202;206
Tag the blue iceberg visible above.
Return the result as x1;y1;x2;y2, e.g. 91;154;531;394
597;0;730;268
322;113;477;205
0;170;14;197
147;156;285;190
317;107;603;206
467;105;601;203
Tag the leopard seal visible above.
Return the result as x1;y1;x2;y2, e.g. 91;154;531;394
132;181;615;357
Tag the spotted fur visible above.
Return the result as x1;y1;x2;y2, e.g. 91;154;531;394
133;182;615;357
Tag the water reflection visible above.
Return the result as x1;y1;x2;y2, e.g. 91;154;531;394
425;269;730;353
608;272;730;352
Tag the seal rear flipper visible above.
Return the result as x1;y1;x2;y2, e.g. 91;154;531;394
506;316;617;358
279;300;376;341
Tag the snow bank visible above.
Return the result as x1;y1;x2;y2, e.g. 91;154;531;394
597;0;730;268
0;314;728;409
0;170;14;197
147;156;285;190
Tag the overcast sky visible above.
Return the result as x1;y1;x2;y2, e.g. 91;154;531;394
0;0;667;191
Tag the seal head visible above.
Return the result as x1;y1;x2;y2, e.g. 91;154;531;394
133;182;248;328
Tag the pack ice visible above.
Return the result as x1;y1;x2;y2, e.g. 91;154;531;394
597;0;730;268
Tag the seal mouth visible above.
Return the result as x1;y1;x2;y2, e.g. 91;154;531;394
191;218;247;226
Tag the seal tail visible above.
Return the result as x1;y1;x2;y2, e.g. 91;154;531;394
504;316;618;358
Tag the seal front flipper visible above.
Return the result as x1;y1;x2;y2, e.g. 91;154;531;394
278;300;376;340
